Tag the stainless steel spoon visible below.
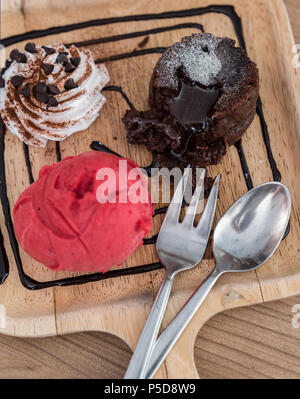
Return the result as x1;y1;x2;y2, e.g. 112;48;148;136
145;182;291;378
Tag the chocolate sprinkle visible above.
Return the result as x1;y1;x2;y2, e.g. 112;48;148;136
41;62;54;75
5;60;13;69
64;78;78;91
9;49;19;59
33;82;47;94
25;42;38;53
19;85;31;99
36;92;49;104
10;49;27;63
64;61;76;73
56;52;69;65
138;36;150;48
0;76;5;88
70;57;81;67
11;75;24;88
42;46;56;55
47;96;59;109
17;53;27;63
47;84;60;95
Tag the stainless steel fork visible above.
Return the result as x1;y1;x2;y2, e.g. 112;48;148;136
124;167;220;379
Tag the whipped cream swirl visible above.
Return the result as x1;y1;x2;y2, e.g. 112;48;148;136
0;44;109;147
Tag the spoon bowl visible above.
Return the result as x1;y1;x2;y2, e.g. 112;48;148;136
213;182;291;273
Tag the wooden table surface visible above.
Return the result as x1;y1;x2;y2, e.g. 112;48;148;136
0;0;300;379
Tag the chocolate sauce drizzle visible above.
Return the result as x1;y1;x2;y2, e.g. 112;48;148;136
0;128;23;285
256;97;281;182
102;85;135;110
23;143;34;184
68;23;204;48
234;141;253;190
0;227;9;284
0;5;284;288
91;140;124;157
0;7;218;47
95;47;167;64
56;142;62;162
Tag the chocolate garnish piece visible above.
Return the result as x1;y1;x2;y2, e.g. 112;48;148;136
138;36;150;48
5;60;13;69
56;52;69;65
42;46;56;55
11;75;24;89
19;85;31;99
70;57;81;67
47;84;60;95
64;78;78;91
47;96;59;109
10;49;19;60
64;61;76;73
25;42;38;53
16;53;27;63
41;62;54;76
0;76;5;88
10;49;27;63
36;92;49;104
33;82;47;95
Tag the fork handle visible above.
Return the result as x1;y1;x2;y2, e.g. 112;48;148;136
145;269;221;379
124;272;174;379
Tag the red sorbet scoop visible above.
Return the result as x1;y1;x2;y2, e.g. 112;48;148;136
13;151;153;272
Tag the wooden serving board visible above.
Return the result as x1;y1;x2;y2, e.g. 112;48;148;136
0;0;300;379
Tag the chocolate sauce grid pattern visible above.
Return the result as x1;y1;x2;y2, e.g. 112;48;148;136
0;5;282;289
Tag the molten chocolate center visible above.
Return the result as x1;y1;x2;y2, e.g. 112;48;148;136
170;80;219;129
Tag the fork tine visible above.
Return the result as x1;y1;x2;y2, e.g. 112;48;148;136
195;174;220;236
162;166;191;224
182;168;206;227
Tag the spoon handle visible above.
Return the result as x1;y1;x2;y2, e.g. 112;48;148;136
124;272;174;379
145;269;221;379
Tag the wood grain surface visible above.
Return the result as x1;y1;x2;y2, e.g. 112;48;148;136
0;0;299;379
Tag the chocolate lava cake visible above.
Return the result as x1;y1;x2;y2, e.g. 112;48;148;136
122;33;259;168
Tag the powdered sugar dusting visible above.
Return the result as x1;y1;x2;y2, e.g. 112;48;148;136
159;34;222;87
